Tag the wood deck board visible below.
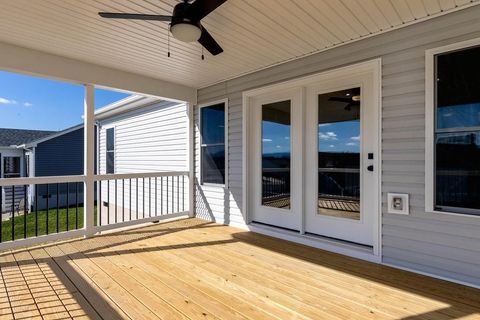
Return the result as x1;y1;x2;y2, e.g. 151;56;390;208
0;217;478;319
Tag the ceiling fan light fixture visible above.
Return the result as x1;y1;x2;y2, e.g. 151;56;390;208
170;22;202;42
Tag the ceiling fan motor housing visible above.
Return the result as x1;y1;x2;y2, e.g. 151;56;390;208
170;1;202;42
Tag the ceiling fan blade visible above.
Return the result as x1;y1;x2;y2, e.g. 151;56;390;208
198;26;223;56
186;0;227;21
99;12;172;21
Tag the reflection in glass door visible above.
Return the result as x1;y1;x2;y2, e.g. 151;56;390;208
262;100;291;209
318;88;361;220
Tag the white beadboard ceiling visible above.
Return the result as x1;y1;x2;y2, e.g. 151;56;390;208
0;0;478;89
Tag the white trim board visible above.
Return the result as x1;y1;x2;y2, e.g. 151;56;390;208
425;37;480;217
0;41;195;104
242;59;382;261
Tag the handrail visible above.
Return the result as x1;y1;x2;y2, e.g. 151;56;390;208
0;171;189;187
95;171;188;181
0;175;85;187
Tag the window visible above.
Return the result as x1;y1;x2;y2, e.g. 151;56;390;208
430;43;480;215
106;128;115;174
200;102;227;185
3;157;21;178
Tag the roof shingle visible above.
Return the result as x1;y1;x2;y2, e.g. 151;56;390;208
0;128;56;147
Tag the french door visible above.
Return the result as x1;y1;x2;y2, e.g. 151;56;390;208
304;72;378;246
247;62;379;247
249;88;303;231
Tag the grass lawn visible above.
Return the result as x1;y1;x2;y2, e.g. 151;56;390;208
1;206;97;242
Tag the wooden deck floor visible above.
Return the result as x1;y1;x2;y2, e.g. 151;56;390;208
0;218;479;320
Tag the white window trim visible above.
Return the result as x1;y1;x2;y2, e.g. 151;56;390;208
198;98;229;188
425;37;480;217
104;125;116;175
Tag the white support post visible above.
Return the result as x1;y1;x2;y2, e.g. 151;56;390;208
84;84;95;237
187;102;195;218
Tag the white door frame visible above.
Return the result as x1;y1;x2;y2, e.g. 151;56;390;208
304;71;378;246
248;87;304;231
242;59;382;258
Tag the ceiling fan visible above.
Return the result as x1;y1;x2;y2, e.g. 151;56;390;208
328;89;361;111
98;0;226;56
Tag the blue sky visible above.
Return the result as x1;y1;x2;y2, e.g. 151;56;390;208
262;120;360;154
0;71;130;131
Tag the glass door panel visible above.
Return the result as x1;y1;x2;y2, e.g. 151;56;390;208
318;88;361;220
262;100;291;209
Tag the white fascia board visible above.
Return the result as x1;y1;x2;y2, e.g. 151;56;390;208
0;41;196;104
94;95;161;120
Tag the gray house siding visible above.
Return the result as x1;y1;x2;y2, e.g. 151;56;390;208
196;6;480;286
35;127;84;176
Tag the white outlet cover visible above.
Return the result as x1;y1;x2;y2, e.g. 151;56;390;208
387;193;409;215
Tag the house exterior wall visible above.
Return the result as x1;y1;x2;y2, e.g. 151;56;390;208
196;6;480;287
35;127;84;176
98;100;189;224
32;127;90;211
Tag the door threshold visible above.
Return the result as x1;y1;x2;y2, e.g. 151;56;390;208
248;222;380;263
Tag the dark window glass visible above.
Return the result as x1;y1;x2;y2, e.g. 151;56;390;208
435;46;480;214
435;132;480;211
106;128;115;174
3;157;21;178
106;128;115;151
262;100;291;209
201;103;225;184
201;146;225;184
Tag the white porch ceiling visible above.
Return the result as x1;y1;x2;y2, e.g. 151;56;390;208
0;0;478;89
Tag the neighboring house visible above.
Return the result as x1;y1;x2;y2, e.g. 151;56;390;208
23;125;88;210
95;95;188;225
0;128;54;214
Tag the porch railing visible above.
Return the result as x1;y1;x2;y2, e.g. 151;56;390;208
0;171;190;250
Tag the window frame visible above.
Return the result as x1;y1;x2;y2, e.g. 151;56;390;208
105;126;115;174
198;99;229;187
3;156;21;178
425;37;480;217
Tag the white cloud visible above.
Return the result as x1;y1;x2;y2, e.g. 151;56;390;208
0;97;17;105
329;144;335;148
350;135;360;141
23;102;33;107
346;142;356;146
276;145;281;149
262;138;272;142
319;131;338;140
319;124;330;127
284;136;290;140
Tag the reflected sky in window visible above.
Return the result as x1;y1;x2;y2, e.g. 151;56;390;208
319;120;360;153
437;103;480;129
262;121;291;154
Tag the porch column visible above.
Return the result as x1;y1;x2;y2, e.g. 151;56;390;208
187;102;195;218
84;84;95;237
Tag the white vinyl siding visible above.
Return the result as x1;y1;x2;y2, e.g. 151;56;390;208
197;6;480;287
98;100;189;225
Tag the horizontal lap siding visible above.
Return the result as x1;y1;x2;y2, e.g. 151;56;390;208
35;128;84;176
197;6;480;286
98;101;188;225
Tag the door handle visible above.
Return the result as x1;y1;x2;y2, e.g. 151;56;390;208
367;165;374;172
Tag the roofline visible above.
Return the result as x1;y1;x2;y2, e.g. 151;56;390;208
23;123;83;148
94;94;162;120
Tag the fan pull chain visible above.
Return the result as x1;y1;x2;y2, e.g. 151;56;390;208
167;26;171;57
